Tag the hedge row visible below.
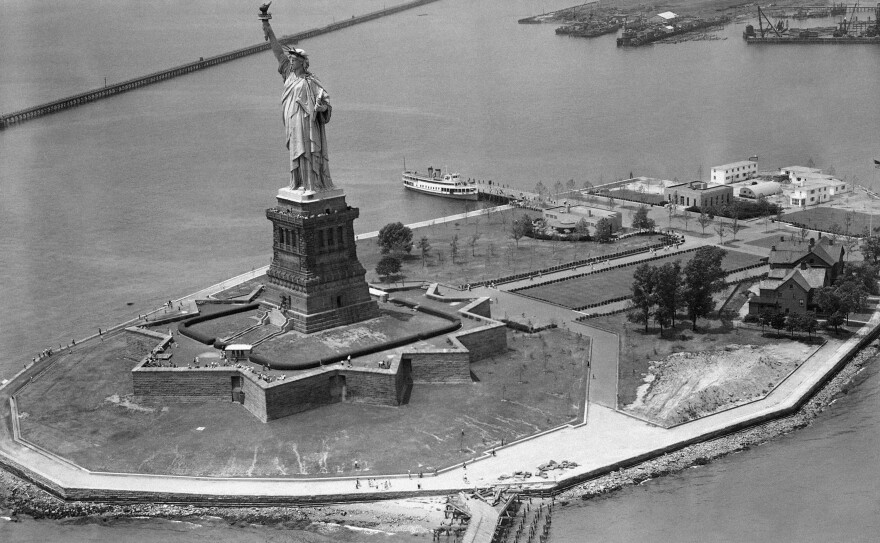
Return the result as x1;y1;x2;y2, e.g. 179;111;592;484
775;219;866;239
469;234;679;289
512;244;696;295
574;265;768;320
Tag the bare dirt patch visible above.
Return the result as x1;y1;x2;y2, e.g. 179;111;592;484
589;310;800;407
624;342;820;426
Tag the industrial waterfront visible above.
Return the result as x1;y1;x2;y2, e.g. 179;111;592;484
2;1;880;541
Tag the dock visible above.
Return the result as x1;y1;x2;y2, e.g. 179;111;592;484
745;36;880;44
0;0;440;130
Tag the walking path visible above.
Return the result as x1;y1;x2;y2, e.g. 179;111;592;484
1;207;875;519
2;308;876;501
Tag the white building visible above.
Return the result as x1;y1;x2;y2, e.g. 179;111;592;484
780;166;822;180
788;177;850;207
710;160;758;184
782;166;850;207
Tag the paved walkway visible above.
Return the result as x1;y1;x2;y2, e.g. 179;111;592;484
3;309;876;500
1;208;875;509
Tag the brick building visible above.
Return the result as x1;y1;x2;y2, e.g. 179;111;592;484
747;236;845;316
665;181;733;209
747;266;826;316
768;237;844;284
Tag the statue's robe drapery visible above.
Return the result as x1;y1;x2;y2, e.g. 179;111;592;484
279;58;333;191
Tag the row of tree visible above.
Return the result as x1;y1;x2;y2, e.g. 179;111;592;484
756;311;819;340
627;246;728;333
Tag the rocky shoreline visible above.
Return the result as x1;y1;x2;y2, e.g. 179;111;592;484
2;342;877;534
558;342;879;502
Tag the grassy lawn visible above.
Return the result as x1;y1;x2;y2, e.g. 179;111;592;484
16;328;589;477
254;305;452;367
357;208;665;286
187;308;262;342
782;207;875;234
745;231;806;249
518;249;764;309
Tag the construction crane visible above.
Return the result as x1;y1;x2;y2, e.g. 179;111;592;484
870;2;880;37
756;5;783;37
835;1;860;35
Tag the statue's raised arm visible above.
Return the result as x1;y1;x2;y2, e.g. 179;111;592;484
258;2;335;193
259;2;287;66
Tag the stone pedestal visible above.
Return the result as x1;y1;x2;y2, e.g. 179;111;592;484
266;187;379;334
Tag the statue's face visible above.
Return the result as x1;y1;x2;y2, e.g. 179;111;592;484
289;56;305;71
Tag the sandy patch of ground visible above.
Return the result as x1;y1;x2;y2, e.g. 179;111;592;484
104;394;155;413
625;342;819;426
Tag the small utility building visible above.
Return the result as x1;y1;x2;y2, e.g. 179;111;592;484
734;180;781;200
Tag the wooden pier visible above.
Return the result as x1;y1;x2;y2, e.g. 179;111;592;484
745;36;880;44
0;0;439;130
477;185;516;205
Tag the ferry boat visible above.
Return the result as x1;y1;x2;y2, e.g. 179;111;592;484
402;166;478;200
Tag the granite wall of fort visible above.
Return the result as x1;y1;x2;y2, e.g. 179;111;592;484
258;372;337;421
408;351;471;384
130;294;506;422
454;325;507;362
133;367;238;402
345;367;404;406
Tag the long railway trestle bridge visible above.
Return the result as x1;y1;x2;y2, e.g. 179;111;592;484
0;0;439;130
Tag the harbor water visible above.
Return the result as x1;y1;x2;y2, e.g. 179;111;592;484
2;1;880;541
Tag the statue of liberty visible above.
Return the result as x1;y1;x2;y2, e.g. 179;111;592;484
260;3;334;192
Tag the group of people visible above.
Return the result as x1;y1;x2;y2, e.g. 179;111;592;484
146;355;289;383
32;348;54;364
143;353;175;368
237;363;286;383
270;206;306;218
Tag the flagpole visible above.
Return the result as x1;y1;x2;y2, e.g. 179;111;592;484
873;159;879;233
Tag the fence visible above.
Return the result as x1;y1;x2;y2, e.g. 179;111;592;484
466;233;681;290
574;263;769;321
